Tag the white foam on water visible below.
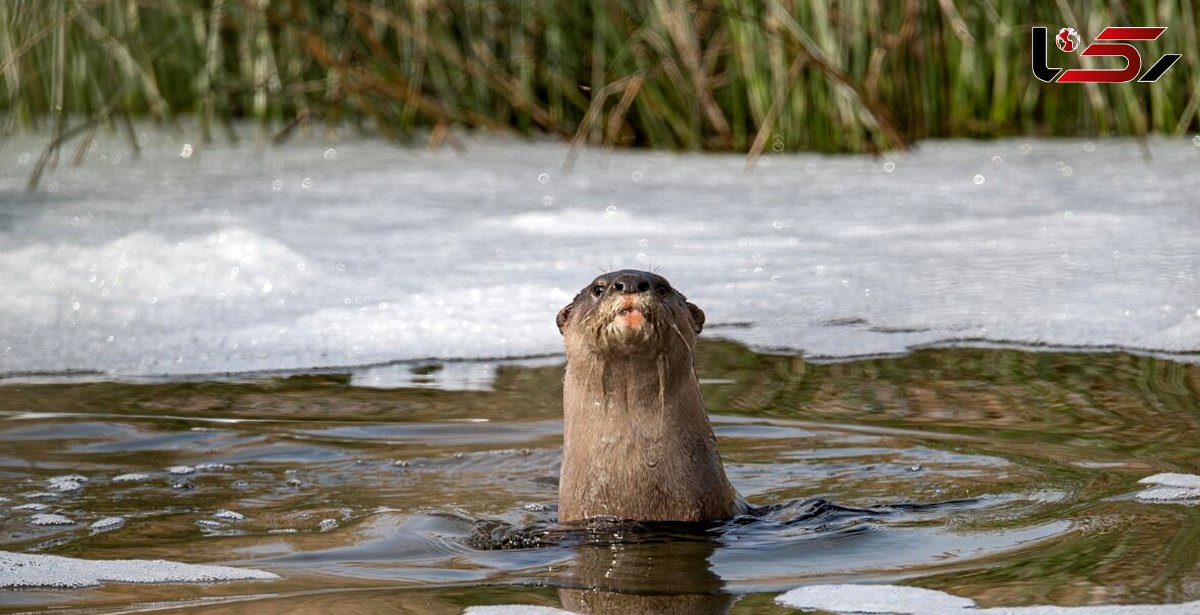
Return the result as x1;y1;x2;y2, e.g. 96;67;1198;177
29;513;74;526
1135;486;1200;502
1138;473;1200;488
777;584;975;612
775;584;1200;614
464;607;574;615
47;479;83;492
1;134;1197;379
0;550;279;589
1134;473;1200;502
89;517;126;532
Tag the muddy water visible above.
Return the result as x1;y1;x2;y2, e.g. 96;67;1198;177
2;343;1199;613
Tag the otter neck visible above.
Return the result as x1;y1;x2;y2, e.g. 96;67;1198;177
559;348;741;523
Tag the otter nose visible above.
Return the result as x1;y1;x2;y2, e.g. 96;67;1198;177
610;272;652;295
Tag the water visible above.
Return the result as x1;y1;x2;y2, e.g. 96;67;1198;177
1;132;1199;612
1;345;1198;612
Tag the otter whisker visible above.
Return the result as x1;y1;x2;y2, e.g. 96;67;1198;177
657;353;667;426
668;320;694;355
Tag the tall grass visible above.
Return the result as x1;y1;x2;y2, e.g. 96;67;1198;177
3;1;1199;166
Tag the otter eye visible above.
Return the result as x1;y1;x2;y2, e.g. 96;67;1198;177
656;285;670;297
592;285;605;297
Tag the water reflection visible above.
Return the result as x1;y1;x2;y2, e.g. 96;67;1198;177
558;527;732;614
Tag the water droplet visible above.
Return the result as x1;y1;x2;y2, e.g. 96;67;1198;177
541;195;553;206
1195;308;1200;317
262;282;273;293
1124;310;1131;316
537;172;550;184
631;170;644;182
772;219;784;229
301;177;313;189
771;139;785;153
991;155;1004;164
1162;304;1172;312
555;261;566;271
17;153;30;164
319;518;338;531
1082;141;1095;152
297;262;307;271
1112;250;1121;258
180;144;193;159
272;179;283;191
1019;143;1032;155
804;162;817;174
973;174;985;185
335;263;346;271
106;335;114;343
230;266;240;277
603;204;618;220
323;148;338;161
1193;135;1200;147
72;302;81;311
1063;211;1074;220
882;161;895;173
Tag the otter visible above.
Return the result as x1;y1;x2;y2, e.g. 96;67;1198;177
555;270;745;523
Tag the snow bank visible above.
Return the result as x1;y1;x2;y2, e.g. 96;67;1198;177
0;551;279;589
2;134;1197;379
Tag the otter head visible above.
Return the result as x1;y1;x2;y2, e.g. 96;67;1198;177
557;270;705;358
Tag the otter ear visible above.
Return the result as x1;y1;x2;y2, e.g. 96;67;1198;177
685;302;705;334
556;303;573;335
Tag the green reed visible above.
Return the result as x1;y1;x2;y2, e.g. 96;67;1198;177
2;0;1198;162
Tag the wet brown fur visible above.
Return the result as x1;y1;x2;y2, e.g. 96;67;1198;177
556;270;744;523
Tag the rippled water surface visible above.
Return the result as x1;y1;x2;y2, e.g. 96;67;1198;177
2;344;1199;613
